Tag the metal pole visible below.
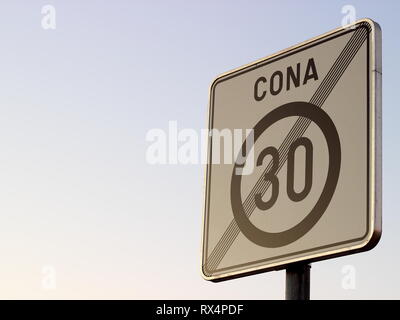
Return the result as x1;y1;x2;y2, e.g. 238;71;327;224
285;263;311;300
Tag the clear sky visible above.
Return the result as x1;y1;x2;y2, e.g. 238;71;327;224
0;0;397;299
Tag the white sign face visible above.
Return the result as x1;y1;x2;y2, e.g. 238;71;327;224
201;19;382;281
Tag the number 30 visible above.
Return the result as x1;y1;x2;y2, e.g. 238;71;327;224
255;137;313;211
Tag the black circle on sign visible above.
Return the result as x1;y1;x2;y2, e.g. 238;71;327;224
231;102;341;248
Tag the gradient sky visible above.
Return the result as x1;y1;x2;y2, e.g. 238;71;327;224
0;1;398;299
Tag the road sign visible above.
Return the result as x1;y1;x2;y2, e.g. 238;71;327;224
201;19;382;281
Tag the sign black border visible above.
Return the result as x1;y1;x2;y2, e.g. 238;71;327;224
202;21;380;281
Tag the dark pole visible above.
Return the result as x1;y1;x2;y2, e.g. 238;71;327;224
285;263;311;300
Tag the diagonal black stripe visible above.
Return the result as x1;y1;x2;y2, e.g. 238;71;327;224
207;113;313;268
207;115;318;271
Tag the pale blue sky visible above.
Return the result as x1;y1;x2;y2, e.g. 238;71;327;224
0;1;397;299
